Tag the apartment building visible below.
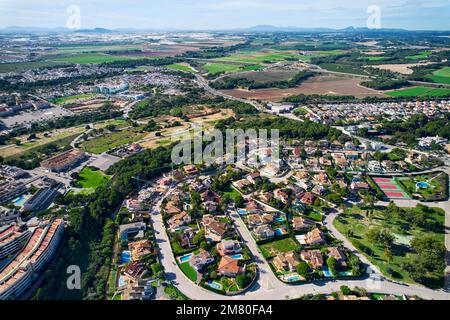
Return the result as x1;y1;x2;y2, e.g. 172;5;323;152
41;149;87;172
0;219;65;300
0;224;32;260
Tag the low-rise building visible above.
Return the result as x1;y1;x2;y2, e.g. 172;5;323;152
41;149;87;172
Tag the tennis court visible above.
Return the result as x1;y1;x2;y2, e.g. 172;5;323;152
373;177;411;200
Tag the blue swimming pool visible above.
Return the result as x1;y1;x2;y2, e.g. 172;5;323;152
286;275;301;283
206;281;223;291
237;209;248;215
118;276;126;287
230;254;244;260
275;228;285;236
274;216;286;223
12;195;29;207
121;251;131;264
178;253;193;263
416;181;430;189
322;266;333;277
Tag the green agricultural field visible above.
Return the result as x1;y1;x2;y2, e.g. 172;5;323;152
334;205;445;287
260;238;298;259
165;63;196;73
406;51;432;60
75;167;110;193
299;50;345;62
218;50;302;64
51;53;137;64
367;56;388;61
319;63;367;75
428;67;450;85
202;63;243;75
50;94;97;105
386;86;450;97
80;127;146;154
0;60;67;73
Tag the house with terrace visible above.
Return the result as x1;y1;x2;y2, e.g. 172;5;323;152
292;216;316;232
273;251;300;273
167;211;191;231
202;215;230;243
327;247;348;268
300;250;324;269
217;239;242;256
190;249;215;272
217;255;245;278
253;224;275;241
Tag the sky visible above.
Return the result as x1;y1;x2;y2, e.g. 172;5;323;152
0;0;449;31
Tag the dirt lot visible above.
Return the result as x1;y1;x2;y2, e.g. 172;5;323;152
221;75;385;101
369;62;433;75
226;70;298;82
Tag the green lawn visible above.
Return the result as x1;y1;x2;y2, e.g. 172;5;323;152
179;262;198;282
386;86;450;97
260;238;299;259
334;205;445;286
75;168;110;193
81;127;146;154
51;53;137;64
396;173;448;201
0;60;67;73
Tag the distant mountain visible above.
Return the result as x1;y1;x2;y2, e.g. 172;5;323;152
76;28;114;34
233;25;410;33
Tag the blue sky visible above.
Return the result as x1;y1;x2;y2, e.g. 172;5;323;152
0;0;449;30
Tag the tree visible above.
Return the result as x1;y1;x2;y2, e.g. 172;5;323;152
193;230;205;246
296;261;310;279
326;257;337;276
151;262;163;276
340;285;352;295
236;274;252;289
235;194;245;208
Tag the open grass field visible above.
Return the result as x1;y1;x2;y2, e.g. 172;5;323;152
428;67;450;84
259;238;298;259
298;50;345;62
51;53;137;64
386;86;450;97
202;63;244;75
165;63;196;73
334;205;445;286
81;127;146;154
0;60;67;73
0;127;86;158
221;74;385;101
226;70;298;82
50;94;98;105
75;167;110;193
218;50;302;64
319;63;368;76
